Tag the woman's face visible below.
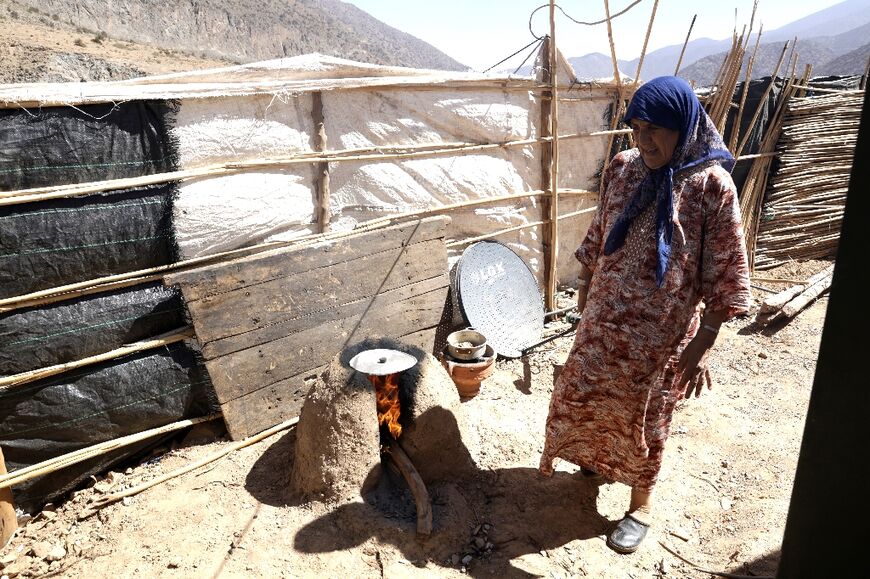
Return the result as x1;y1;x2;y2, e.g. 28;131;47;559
630;119;680;169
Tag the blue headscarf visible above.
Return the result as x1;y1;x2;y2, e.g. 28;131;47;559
602;76;735;286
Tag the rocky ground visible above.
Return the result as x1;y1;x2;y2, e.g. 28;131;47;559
0;2;230;83
0;259;831;578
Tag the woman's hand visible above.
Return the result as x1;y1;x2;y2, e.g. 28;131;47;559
675;331;715;398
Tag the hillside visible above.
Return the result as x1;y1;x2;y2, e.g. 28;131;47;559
816;42;870;76
678;40;837;87
12;0;466;71
0;3;232;83
566;0;870;82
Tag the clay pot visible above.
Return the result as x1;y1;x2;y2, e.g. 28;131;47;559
442;345;496;398
445;328;487;360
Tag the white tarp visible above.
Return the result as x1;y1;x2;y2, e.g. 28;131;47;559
157;53;616;284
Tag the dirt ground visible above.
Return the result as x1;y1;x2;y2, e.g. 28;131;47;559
1;259;831;579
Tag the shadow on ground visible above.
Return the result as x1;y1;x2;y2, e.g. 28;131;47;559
244;408;611;577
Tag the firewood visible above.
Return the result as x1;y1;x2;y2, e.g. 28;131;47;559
384;439;433;541
759;265;834;313
780;270;834;320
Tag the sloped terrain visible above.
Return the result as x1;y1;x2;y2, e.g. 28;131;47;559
8;0;466;73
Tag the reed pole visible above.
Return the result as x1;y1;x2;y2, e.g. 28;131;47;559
674;15;697;75
633;0;659;83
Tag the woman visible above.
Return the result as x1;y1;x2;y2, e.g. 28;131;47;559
539;76;751;554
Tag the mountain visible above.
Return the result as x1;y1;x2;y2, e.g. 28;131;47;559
816;42;870;76
566;0;870;82
763;0;870;41
678;39;837;87
10;0;467;73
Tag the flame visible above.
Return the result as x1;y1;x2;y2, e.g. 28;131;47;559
370;373;402;439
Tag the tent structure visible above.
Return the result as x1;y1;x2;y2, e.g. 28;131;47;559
0;49;631;510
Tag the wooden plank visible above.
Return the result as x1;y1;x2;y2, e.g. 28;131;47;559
220;373;315;441
205;279;447;403
188;238;447;345
165;216;449;302
202;273;448;359
219;326;439;440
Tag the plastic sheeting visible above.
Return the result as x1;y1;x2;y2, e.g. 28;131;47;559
0;101;177;191
722;76;784;194
0;283;184;376
0;185;176;299
170;94;317;259
0;343;217;512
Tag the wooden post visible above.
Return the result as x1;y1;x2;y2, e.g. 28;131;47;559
1;447;17;548
540;35;554;300
545;1;560;312
674;15;697;75
312;91;331;234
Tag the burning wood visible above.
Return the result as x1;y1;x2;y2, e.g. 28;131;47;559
370;373;402;440
384;438;433;541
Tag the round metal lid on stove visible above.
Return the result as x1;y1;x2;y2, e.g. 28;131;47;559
348;348;419;375
454;241;544;359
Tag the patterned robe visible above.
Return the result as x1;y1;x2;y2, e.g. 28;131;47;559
539;149;751;492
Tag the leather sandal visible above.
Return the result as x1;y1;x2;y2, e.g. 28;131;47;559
606;513;650;554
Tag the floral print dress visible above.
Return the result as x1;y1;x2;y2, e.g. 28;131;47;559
539;148;751;492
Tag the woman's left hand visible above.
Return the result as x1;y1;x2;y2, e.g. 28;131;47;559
676;333;715;398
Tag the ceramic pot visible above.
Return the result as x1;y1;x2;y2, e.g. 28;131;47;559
442;344;496;398
446;328;487;360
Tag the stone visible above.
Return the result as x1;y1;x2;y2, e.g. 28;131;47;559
30;542;52;559
46;545;66;562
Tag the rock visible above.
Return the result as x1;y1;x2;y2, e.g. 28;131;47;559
30;541;52;559
167;561;180;569
758;351;768;359
461;555;473;566
451;554;460;565
720;498;732;510
46;545;66;562
40;511;57;521
473;537;485;549
3;556;34;577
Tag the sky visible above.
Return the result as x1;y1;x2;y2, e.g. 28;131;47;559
343;0;845;71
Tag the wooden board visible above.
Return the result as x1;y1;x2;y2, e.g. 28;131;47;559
165;217;450;440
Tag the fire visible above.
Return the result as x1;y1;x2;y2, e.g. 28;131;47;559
370;373;402;439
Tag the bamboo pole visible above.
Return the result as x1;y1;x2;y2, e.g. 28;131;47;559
0;129;630;207
674;15;697;75
546;0;560;311
445;206;597;248
601;0;626;194
89;417;299;510
312;91;331;234
0;327;194;390
729;24;763;151
735;41;790;157
633;0;660;82
0;188;597;313
0;414;222;490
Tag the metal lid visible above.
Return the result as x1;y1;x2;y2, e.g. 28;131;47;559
348;348;418;375
455;241;544;358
